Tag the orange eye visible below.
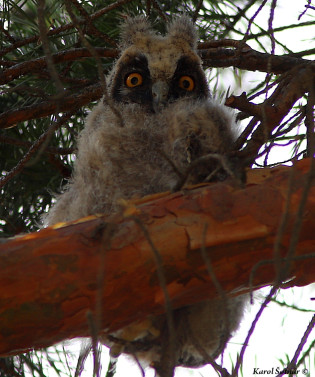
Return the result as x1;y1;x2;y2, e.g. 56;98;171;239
179;76;194;91
125;73;143;88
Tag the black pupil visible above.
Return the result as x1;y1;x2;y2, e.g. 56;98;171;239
131;76;139;85
182;79;190;88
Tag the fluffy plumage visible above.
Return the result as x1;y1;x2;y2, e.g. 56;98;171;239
44;15;246;374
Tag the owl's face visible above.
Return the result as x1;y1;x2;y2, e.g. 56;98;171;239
109;16;209;113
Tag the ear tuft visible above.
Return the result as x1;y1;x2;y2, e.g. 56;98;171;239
167;16;198;49
119;15;155;49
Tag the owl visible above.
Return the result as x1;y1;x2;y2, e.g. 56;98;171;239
44;15;247;376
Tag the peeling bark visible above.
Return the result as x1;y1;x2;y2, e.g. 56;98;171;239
0;158;314;356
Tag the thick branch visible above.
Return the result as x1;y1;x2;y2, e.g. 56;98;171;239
0;159;314;356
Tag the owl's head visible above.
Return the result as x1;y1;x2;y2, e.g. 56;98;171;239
108;16;209;113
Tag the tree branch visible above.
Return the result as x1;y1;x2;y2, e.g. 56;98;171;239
199;43;314;74
227;64;315;164
0;48;118;85
0;83;103;129
0;158;314;356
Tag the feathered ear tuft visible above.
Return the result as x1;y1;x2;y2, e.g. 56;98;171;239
119;15;155;48
167;16;198;50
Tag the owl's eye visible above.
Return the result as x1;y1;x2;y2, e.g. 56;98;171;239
179;76;195;91
125;73;143;88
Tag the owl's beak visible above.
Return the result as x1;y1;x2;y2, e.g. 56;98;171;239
152;81;168;112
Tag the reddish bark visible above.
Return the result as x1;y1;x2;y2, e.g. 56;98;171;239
0;158;314;356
